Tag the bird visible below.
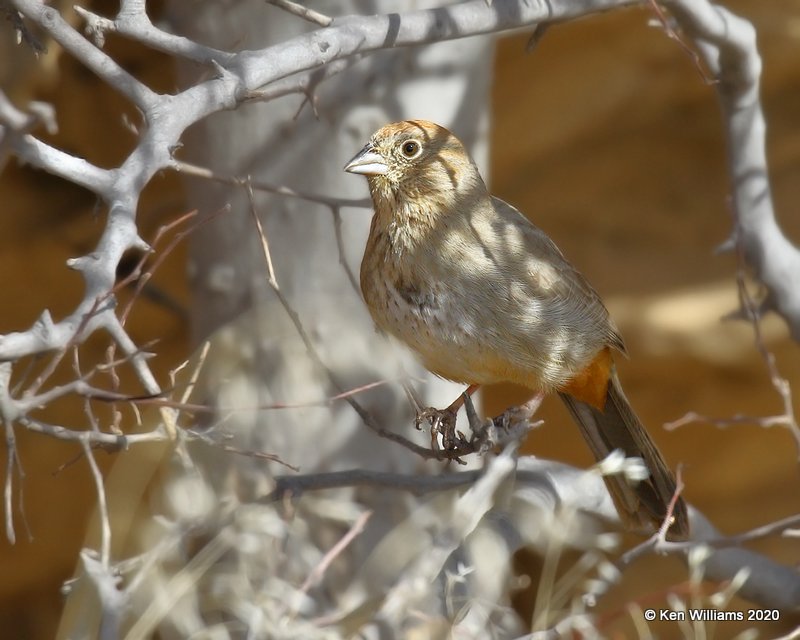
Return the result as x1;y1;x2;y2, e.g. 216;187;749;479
344;119;689;539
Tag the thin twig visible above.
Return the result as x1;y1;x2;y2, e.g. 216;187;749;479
94;377;397;414
115;209;198;325
4;420;16;544
81;434;111;567
290;510;372;617
265;0;332;27
647;0;712;83
613;467;687;571
174;160;370;209
665;410;793;431
2;3;45;53
659;464;685;540
621;512;800;566
330;206;362;297
734;236;800;453
13;442;29;543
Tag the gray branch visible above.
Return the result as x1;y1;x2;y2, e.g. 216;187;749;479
666;0;800;338
75;1;231;63
13;0;158;111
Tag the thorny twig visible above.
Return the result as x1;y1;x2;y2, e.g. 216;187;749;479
0;203;299;542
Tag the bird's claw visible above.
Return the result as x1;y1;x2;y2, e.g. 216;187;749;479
416;406;461;452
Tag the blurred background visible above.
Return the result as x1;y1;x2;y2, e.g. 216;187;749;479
1;0;799;637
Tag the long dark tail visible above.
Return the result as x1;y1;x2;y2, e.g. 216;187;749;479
559;369;690;539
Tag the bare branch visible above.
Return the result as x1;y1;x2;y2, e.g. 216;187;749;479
2;130;112;195
269;458;800;612
18;416;164;446
74;3;231;64
12;0;158;111
266;467;482;502
80;551;125;640
243;57;359;104
663;0;800;338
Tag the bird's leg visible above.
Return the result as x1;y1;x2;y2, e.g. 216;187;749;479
447;384;481;413
493;391;545;431
462;389;485;436
416;384;480;451
495;391;545;431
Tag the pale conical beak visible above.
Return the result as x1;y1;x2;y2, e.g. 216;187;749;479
344;144;388;176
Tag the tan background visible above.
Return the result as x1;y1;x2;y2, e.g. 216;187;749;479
1;1;799;637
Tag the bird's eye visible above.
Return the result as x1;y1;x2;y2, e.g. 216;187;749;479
401;140;421;158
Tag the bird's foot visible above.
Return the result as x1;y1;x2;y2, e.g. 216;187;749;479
468;393;545;454
413;387;540;460
415;406;464;452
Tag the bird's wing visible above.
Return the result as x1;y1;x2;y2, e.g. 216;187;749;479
488;197;626;355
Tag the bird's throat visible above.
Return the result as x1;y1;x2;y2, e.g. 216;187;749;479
367;179;446;254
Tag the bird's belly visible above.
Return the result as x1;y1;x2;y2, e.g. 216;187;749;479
362;272;538;386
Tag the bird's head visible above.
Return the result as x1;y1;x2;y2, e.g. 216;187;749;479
344;120;483;208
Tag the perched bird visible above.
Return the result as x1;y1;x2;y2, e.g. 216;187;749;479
344;120;689;539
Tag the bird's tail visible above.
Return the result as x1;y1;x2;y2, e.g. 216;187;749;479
558;369;690;539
